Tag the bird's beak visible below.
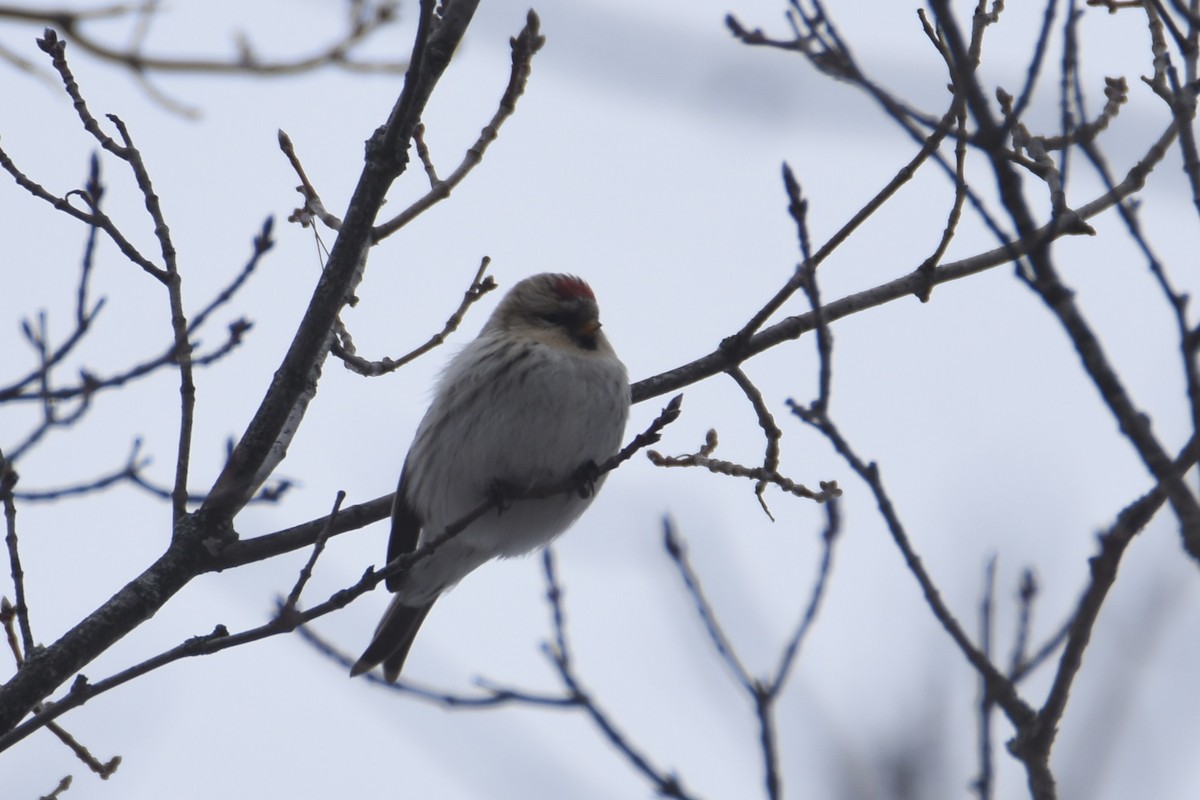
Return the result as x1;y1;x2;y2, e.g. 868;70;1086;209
578;318;601;337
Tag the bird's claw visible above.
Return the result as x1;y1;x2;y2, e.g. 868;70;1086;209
573;459;600;499
487;479;516;513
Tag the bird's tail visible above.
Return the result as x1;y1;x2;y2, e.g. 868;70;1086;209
350;596;434;682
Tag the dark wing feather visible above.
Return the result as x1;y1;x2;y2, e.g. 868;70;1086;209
349;465;433;680
385;466;422;592
349;597;434;681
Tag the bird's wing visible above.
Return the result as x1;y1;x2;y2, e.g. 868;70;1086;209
349;596;434;681
385;465;422;593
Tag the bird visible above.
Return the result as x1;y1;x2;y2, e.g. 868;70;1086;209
351;273;630;681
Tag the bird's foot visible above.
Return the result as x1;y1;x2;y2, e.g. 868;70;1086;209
572;459;601;499
487;479;517;513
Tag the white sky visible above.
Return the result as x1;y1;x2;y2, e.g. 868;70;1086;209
2;1;1198;798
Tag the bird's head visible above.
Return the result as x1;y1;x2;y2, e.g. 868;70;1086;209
488;273;611;352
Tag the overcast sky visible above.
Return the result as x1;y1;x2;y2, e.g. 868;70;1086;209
2;1;1198;798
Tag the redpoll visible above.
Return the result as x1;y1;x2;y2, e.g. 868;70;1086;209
351;273;630;681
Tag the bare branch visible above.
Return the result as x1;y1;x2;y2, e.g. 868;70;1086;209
726;368;783;519
218;494;393;570
0;134;166;284
0;0;494;739
204;0;484;517
0;379;677;749
633;109;1176;407
662;520;753;689
540;549;701;800
372;10;547;242
1;595;120;779
1;2;406;80
973;556;998;800
293;618;576;709
1014;434;1200;762
188;219;275;334
789;398;1035;731
3;321;249;408
649;431;840;504
332;257;497;376
38;775;72;799
375;394;686;589
718;108;960;354
1;458;34;660
279;491;345;616
279;130;343;232
1008;569;1039;680
768;497;840;695
41;720;120;780
930;0;1200;570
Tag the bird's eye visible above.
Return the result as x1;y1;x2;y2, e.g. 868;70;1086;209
538;311;572;327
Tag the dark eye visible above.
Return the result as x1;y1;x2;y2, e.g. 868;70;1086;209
537;311;572;327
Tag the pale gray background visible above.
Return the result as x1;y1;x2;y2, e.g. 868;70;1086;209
2;1;1197;798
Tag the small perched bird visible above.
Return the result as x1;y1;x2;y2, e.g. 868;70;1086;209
351;273;630;681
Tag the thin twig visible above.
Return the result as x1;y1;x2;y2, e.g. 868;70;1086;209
188;218;275;334
202;0;483;519
662;519;753;689
43;720;120;779
540;549;700;800
796;266;831;415
1;458;35;654
1012;434;1200;763
2;594;120;778
974;556;997;800
768;497;840;695
649;436;840;504
1008;569;1038;678
788;399;1035;731
280;491;345;616
630;112;1176;406
372;10;546;242
98;112;193;521
38;775;71;799
279;130;344;231
2;2;406;79
725;368;783;519
376;394;685;588
0;138;165;283
997;0;1061;142
718;109;960;354
413;122;440;185
0;392;682;750
294;618;575;708
3;320;249;407
931;0;1200;567
332;257;497;376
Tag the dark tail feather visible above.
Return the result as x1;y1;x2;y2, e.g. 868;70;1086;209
350;597;434;682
